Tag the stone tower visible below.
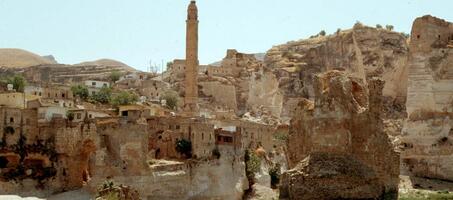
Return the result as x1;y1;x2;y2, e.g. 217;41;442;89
184;0;199;115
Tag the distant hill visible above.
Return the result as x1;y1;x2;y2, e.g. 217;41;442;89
75;59;136;71
42;55;58;64
0;48;54;68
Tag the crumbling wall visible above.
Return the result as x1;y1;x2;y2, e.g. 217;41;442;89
282;71;399;199
402;15;453;181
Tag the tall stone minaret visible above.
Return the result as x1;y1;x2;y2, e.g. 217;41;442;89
184;0;199;115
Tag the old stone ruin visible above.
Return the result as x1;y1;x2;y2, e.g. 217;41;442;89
280;71;399;200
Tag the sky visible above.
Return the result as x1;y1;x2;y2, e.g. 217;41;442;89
0;0;451;71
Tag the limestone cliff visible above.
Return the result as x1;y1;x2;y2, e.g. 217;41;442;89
265;24;409;120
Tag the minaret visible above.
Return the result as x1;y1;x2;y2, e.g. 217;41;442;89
184;0;199;115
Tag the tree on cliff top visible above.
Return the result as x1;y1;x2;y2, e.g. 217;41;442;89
386;25;394;31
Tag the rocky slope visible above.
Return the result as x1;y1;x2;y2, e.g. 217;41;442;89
265;24;409;120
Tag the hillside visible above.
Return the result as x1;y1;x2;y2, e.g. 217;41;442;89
75;58;136;71
0;48;55;68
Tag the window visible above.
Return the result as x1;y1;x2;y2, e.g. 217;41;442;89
92;82;96;86
89;114;93;118
38;92;41;96
103;83;107;87
77;113;82;119
202;133;204;140
176;125;180;130
62;93;65;98
9;117;14;123
121;111;128;117
417;35;420;39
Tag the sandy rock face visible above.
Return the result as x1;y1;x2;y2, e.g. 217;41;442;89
281;71;399;200
401;15;453;181
265;25;409;120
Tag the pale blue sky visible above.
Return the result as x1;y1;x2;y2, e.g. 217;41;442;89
0;0;451;71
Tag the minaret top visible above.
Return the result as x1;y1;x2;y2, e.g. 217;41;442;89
187;1;198;20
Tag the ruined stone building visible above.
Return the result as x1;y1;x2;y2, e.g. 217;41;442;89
402;15;453;181
281;71;399;200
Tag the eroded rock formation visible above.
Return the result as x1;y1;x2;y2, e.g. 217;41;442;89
281;71;399;199
266;24;409;121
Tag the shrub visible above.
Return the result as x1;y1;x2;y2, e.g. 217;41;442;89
161;90;179;110
71;85;89;100
175;139;192;158
336;28;341;34
4;126;15;134
111;91;138;106
269;164;281;188
66;111;74;121
245;150;261;184
6;75;26;92
376;24;383;29
212;148;221;159
319;30;326;36
109;70;122;83
91;86;112;104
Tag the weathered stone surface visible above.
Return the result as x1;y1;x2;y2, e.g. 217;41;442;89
401;15;453;181
281;71;399;199
265;24;409;120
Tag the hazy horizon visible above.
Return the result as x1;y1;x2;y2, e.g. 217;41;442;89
0;0;452;71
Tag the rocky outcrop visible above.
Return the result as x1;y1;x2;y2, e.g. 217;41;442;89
265;24;409;120
281;71;399;199
401;15;453;181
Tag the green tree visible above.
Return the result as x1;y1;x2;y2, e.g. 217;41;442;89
111;91;138;106
109;70;122;83
245;150;261;184
160;90;179;110
166;61;173;70
71;85;89;100
319;30;326;36
91;86;112;104
175;139;192;158
66;111;75;121
6;75;26;92
386;25;394;31
376;24;383;29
